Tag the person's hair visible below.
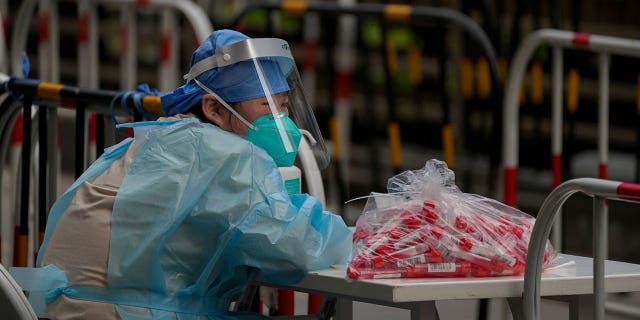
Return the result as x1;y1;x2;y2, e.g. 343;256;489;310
187;101;208;123
186;98;239;125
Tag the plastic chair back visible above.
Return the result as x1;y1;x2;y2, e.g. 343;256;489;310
0;264;37;320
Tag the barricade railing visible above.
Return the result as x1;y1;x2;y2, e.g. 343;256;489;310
0;7;8;74
0;76;162;269
523;177;640;320
502;29;640;249
5;0;213;267
12;0;212;90
502;29;640;319
4;1;211;262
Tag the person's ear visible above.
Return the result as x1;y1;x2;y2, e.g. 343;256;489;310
201;94;228;128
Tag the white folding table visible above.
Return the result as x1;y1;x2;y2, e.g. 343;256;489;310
264;254;640;320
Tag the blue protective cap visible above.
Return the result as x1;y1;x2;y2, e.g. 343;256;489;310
161;29;290;116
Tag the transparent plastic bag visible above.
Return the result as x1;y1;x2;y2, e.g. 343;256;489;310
347;159;557;280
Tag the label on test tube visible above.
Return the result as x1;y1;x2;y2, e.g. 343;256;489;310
393;228;427;249
397;254;427;267
407;262;473;278
348;266;407;280
389;243;429;260
373;272;404;279
427;263;457;273
495;247;517;267
455;235;516;267
394;248;444;267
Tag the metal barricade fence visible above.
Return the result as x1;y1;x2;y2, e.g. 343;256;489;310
501;28;640;319
12;0;213;89
4;0;213;268
0;7;7;75
0;77;162;269
27;0;210;201
502;29;640;246
523;177;640;320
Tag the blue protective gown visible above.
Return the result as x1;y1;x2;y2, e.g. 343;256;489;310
11;118;352;319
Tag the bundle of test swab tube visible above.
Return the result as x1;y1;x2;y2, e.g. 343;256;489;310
347;160;557;280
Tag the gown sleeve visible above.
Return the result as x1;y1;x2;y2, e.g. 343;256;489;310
231;155;353;285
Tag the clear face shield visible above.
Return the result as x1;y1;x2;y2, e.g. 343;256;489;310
184;38;330;169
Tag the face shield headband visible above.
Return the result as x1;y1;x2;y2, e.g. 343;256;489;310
185;38;330;169
184;38;295;83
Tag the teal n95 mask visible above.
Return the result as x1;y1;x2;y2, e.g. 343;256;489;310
184;35;330;169
246;112;302;167
194;79;303;167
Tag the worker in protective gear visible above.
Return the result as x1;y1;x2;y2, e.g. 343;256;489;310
11;29;352;319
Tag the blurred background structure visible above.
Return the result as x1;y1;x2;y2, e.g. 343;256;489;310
1;0;640;318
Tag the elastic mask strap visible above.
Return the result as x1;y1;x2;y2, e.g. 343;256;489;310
193;79;256;130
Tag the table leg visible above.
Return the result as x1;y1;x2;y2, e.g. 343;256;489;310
568;295;594;320
402;301;438;320
547;295;594;320
335;298;353;320
507;297;524;320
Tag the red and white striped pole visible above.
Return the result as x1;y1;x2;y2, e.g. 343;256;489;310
567;33;610;179
38;0;56;82
38;0;52;81
333;0;357;196
0;0;8;265
11;114;25;267
0;0;7;74
78;0;98;166
4;115;22;267
37;1;61;265
117;2;136;138
159;7;179;92
550;46;563;249
301;12;319;110
303;13;324;316
7;1;38;268
120;3;136;91
39;0;60;194
597;52;610;180
78;0;98;89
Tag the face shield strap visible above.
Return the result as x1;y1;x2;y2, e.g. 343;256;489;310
251;58;294;153
193;79;257;130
